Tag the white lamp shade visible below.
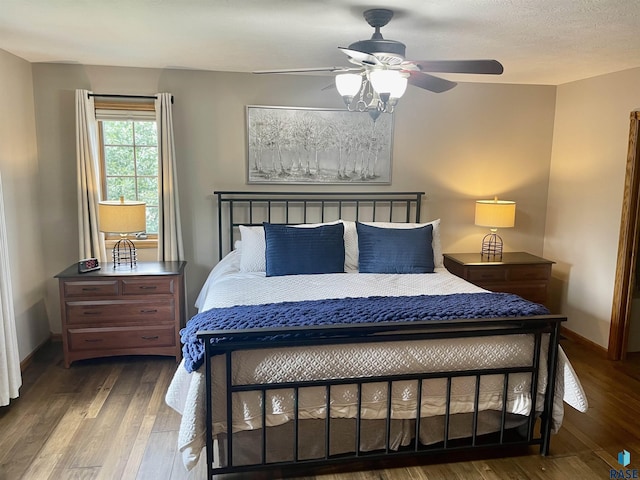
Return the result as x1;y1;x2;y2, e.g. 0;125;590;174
389;75;408;99
335;73;362;97
99;199;146;233
475;199;516;228
369;69;404;95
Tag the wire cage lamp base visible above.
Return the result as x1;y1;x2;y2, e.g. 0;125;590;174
112;237;137;268
481;232;504;259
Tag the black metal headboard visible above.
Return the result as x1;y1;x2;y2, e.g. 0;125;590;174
214;191;425;259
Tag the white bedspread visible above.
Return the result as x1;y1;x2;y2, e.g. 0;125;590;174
166;250;588;471
195;250;489;311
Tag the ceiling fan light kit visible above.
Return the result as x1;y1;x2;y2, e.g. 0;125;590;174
254;8;504;118
335;69;408;118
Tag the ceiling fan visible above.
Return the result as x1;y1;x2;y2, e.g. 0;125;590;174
254;8;504;116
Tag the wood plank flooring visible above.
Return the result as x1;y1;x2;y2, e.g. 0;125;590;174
0;339;638;479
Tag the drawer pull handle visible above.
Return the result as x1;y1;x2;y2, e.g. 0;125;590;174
82;287;99;291
84;339;103;343
139;286;157;290
142;335;159;340
83;311;101;315
140;309;158;314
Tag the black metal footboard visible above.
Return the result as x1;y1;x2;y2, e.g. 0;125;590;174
197;315;564;477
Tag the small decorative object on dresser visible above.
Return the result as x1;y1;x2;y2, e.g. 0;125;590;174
77;257;100;273
443;252;554;308
55;261;186;368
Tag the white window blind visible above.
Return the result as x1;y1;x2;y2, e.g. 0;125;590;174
95;108;156;121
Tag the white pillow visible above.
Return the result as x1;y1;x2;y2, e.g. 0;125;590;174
238;225;267;272
341;221;359;272
360;219;443;268
239;221;348;272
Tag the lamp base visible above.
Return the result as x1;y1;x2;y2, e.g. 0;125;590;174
481;232;504;260
112;237;137;268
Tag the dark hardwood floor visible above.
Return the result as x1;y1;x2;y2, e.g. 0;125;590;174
0;339;638;479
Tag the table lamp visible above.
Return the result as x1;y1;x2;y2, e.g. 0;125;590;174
475;197;516;259
98;197;146;268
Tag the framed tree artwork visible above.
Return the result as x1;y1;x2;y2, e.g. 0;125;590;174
246;106;393;184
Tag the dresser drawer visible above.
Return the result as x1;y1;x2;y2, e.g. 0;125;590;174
122;277;175;295
68;325;176;351
467;267;507;282
63;280;119;297
65;299;175;325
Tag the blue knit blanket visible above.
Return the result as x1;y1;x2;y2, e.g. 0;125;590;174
181;292;549;372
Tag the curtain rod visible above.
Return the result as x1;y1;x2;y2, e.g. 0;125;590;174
88;93;174;104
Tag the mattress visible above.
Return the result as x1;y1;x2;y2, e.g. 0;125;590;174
166;250;589;471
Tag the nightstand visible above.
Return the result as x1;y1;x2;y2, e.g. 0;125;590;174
55;261;186;367
443;252;554;307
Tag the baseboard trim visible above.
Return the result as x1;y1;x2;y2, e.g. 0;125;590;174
20;332;62;371
20;334;54;371
561;326;608;357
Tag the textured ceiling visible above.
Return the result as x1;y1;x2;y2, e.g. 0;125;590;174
2;0;640;85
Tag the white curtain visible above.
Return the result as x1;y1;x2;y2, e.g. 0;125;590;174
0;172;21;406
76;89;107;262
155;93;184;261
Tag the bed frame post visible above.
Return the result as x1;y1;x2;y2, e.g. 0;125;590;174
216;191;223;260
203;336;215;478
540;318;562;455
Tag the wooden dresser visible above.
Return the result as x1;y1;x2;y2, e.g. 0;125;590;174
443;252;554;308
56;261;186;367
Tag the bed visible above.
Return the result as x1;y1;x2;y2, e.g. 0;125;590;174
165;191;588;477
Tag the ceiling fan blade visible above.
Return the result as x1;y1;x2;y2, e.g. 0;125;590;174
338;47;381;66
411;59;504;75
253;67;356;74
407;72;457;93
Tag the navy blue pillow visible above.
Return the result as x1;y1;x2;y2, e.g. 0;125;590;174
356;222;434;274
264;223;345;277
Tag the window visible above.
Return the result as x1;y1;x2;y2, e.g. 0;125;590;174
96;102;158;236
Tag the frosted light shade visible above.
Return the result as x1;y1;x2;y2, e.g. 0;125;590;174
389;75;408;99
475;199;516;228
369;69;402;95
335;73;362;97
99;198;146;233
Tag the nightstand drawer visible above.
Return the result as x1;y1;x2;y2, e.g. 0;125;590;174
65;299;175;325
68;325;176;351
122;277;175;295
508;265;550;281
482;283;548;304
63;280;119;297
468;268;507;282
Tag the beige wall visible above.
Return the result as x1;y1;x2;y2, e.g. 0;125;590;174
0;49;50;361
544;67;640;349
30;64;556;335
